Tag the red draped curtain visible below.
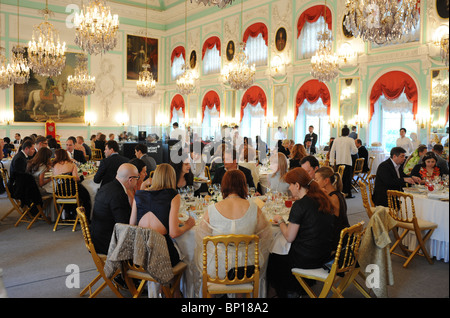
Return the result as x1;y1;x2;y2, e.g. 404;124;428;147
240;86;267;121
243;22;268;46
297;5;332;38
369;71;418;121
295;80;331;119
170;94;185;122
171;46;185;65
202;90;221;121
202;36;221;59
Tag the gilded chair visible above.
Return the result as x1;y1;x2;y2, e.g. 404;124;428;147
351;158;365;192
76;207;124;298
387;190;438;268
360;156;375;183
51;175;80;232
91;148;103;161
204;166;212;185
367;175;376;207
337;165;345;180
292;222;370;298
358;181;377;219
0;168;26;221
202;234;260;298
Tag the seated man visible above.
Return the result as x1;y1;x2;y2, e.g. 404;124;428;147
94;140;129;187
372;147;421;207
66;136;87;164
355;139;369;173
212;147;255;189
432;144;449;175
134;143;157;179
299;155;320;179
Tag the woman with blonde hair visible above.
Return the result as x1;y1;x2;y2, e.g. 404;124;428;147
130;163;195;267
289;144;308;169
268;152;290;194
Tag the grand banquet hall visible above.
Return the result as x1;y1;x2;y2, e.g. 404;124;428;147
0;0;448;301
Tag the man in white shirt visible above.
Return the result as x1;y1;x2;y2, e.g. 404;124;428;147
274;126;286;148
396;128;414;156
169;122;185;141
329;127;358;198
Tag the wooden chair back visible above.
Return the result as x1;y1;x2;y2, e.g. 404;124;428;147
51;175;80;231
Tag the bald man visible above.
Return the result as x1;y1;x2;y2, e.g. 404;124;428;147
90;163;140;255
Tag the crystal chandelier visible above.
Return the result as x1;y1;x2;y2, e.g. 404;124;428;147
440;36;449;66
190;0;234;8
68;55;96;96
9;0;30;85
28;3;66;77
311;29;339;83
221;42;256;90
221;0;255;90
136;0;156;97
0;48;13;89
74;0;119;55
432;77;449;109
343;0;420;45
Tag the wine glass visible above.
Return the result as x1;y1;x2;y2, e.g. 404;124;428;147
249;187;256;198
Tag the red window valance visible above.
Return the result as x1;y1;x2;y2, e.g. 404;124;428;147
240;86;267;121
202;36;221;59
369;71;418;121
171;46;185;65
297;5;332;38
170;94;185;122
295;79;331;119
202;90;221;121
243;22;268;46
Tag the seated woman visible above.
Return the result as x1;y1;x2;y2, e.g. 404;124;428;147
129;163;195;267
289;144;308;170
267;167;336;298
278;139;290;158
171;153;194;192
51;149;91;219
128;158;152;205
403;144;427;176
410;151;443;183
26;147;53;195
315;166;349;251
268;152;290;194
196;169;271;280
189;142;208;195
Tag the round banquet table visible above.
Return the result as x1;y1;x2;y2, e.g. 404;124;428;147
369;150;388;175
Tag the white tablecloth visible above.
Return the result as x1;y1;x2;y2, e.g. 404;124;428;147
369;151;388;175
403;189;449;262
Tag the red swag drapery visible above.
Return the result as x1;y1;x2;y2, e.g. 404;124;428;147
240;86;267;121
202;91;221;121
369;71;418;122
295;80;331;119
202;36;221;59
170;94;185;122
297;5;332;38
171;46;185;65
243;22;268;46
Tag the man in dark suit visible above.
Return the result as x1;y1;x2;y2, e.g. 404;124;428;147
372;147;421;207
9;140;35;182
66;137;87;164
94;140;129;187
212;147;255;189
355;139;369;173
134;143;157;178
90;163;139;255
304;125;318;154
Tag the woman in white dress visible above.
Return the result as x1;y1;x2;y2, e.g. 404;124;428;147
268;152;290;194
196;169;271;282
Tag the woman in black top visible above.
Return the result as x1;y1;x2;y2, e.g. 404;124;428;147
267;167;336;297
315;166;350;251
129;164;195;267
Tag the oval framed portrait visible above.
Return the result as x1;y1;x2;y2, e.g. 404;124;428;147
436;0;449;19
189;50;197;69
275;27;287;52
342;14;353;38
226;41;235;61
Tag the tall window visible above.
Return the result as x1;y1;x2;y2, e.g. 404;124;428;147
171;46;185;80
243;23;268;66
202;105;220;141
295;99;330;147
202;36;221;75
297;5;332;60
241;103;267;143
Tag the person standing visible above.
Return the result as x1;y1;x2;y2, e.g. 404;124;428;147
274;126;287;149
329;127;358;199
304;125;318;154
396;128;414;156
355;139;369;173
349;126;358;140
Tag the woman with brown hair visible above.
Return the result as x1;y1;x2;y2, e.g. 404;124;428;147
289;144;308;170
26;147;53;195
268;152;290;193
267;167;336;298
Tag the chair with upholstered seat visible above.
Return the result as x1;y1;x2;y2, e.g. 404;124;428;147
51;175;81;232
76;207;123;298
291;222;369;298
387;190;438;268
91;148;103;161
367;175;376;207
358;181;377;218
351;158;365;192
0;168;26;221
202;234;260;298
360;156;375;183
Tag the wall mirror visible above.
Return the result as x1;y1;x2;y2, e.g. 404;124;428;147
339;77;360;129
430;68;449;145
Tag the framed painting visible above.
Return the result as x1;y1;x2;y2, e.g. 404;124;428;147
126;34;159;81
275;27;287;52
13;51;85;123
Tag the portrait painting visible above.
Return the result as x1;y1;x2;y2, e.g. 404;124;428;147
190;50;197;69
226;40;235;61
436;0;449;19
275;27;287;52
13;51;85;123
126;34;158;81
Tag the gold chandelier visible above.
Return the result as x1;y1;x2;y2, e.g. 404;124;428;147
343;0;420;45
136;0;156;97
68;55;96;96
74;0;119;55
10;0;29;85
221;0;255;90
440;36;449;66
28;1;66;77
190;0;234;8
